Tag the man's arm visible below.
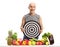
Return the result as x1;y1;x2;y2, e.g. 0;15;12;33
20;16;26;32
38;16;43;33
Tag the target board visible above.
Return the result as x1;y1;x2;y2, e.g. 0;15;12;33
23;20;40;38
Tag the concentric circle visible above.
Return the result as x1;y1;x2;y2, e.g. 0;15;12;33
23;20;40;38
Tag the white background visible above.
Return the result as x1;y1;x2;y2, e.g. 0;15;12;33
0;0;60;46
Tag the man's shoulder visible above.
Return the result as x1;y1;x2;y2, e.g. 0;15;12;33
35;13;40;18
35;14;40;16
24;13;29;18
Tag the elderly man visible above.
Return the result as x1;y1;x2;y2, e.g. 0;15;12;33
20;3;43;40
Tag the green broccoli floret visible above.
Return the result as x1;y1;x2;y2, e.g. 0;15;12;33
12;32;17;40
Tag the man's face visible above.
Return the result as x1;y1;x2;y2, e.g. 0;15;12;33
29;3;36;13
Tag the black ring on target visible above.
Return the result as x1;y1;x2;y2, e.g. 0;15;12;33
23;20;41;38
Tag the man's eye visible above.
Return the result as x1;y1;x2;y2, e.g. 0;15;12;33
30;6;32;7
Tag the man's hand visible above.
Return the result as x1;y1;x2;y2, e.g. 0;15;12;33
20;27;25;32
39;29;43;34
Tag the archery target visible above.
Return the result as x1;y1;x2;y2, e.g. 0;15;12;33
23;20;40;38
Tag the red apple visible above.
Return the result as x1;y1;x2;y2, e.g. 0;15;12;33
18;41;22;45
17;38;23;45
39;41;43;45
12;40;16;45
24;39;29;45
36;41;43;45
36;41;40;45
22;39;29;45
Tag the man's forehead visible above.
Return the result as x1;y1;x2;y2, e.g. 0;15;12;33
29;3;36;6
